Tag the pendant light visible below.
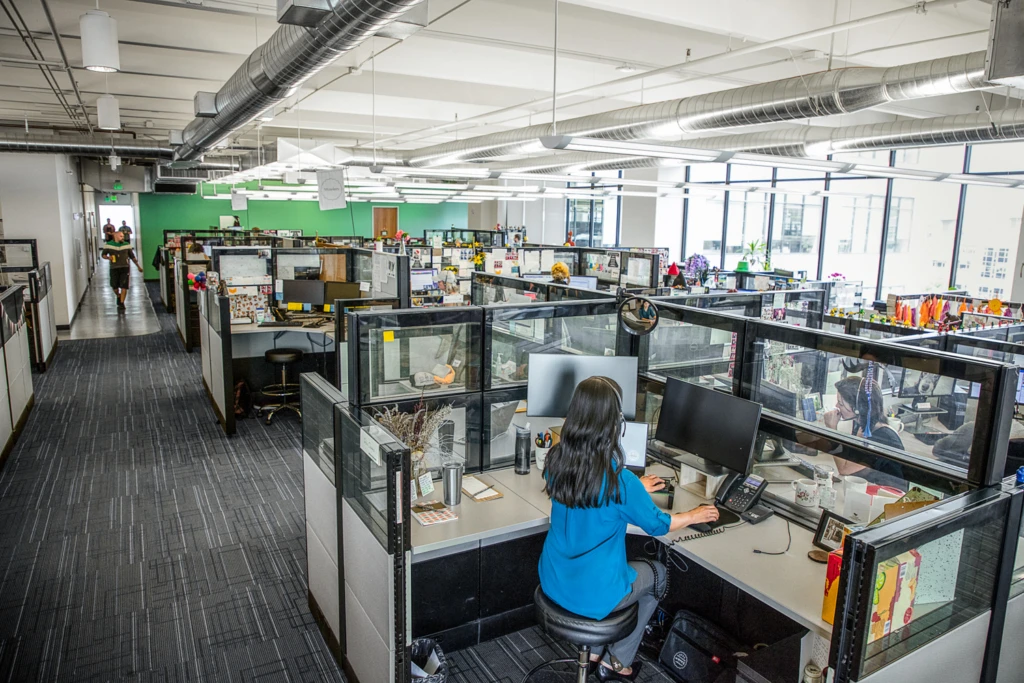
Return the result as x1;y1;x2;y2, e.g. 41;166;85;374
80;10;120;73
97;95;121;130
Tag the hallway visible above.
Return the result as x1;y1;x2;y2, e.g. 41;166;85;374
59;260;161;341
0;283;344;682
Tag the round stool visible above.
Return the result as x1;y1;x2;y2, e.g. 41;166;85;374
523;587;639;683
258;348;304;425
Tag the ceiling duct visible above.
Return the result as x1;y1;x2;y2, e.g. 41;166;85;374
0;134;172;159
173;0;426;162
405;51;990;167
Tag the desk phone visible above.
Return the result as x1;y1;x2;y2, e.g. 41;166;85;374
717;473;768;515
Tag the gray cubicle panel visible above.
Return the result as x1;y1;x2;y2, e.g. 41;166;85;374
0;286;32;465
199;288;234;435
27;262;57;372
327;398;411;683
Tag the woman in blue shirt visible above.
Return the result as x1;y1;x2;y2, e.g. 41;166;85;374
539;377;719;681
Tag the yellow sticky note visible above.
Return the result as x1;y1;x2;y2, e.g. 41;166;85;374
287;302;303;311
382;330;395;342
324;305;333;313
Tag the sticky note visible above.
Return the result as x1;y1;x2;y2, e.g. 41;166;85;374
287;302;302;311
383;330;395;342
303;304;311;311
325;305;333;313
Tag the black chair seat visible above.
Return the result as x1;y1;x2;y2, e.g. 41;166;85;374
265;348;303;364
534;587;638;647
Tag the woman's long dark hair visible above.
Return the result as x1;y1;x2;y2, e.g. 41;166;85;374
544;376;625;508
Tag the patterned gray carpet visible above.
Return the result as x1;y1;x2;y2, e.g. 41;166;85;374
0;284;344;683
446;626;675;683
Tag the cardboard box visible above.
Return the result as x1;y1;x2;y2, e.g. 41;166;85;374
890;549;922;633
822;548;844;625
869;559;901;643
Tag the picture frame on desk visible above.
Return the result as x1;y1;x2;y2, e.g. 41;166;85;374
813;510;852;551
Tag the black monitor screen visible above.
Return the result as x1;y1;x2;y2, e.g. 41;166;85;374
526;354;638;419
655;378;762;475
325;281;363;302
282;279;325;306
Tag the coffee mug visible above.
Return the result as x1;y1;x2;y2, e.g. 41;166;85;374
886;417;905;433
791;478;819;507
535;448;549;472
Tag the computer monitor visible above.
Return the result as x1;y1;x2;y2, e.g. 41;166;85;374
570;275;598;290
526;354;638;419
282;279;325;306
898;369;955;398
325;281;363;302
621;422;648;471
522;274;550;281
411;269;436;292
1016;370;1024;404
655;378;762;476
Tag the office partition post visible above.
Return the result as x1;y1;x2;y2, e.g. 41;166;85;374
980;486;1024;683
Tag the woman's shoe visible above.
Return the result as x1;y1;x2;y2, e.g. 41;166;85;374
595;660;642;682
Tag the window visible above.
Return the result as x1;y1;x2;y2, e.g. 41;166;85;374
565;172;621;247
683;164;727;266
821;178;888;302
879;150;962;298
725;191;770;270
770;173;825;276
956;142;1024;295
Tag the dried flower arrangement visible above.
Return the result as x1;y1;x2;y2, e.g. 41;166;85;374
373;398;455;476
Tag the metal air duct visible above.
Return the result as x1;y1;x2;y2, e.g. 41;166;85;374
0;134;173;158
405;51;990;167
173;0;426;162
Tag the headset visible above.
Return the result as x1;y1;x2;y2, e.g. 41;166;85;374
592;375;627;438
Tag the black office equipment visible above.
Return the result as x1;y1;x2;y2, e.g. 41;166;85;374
716;473;768;515
282;279;326;306
659;610;747;681
898;368;955;399
741;503;774;525
655;378;762;476
325;281;363;302
526;354;639;419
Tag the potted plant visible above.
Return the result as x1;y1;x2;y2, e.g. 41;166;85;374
737;240;766;272
375;400;455;479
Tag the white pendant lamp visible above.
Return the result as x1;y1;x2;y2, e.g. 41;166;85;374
80;10;120;73
96;95;121;130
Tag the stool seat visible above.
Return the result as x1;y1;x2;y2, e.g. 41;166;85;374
534;587;638;647
265;348;303;364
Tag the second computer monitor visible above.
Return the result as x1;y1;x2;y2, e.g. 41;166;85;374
282;279;326;306
526;354;638;419
410;269;436;292
655;378;762;476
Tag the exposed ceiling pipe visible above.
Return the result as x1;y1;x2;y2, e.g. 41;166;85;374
405;51;990;167
479;107;1024;174
0;134;173;158
173;0;426;162
368;0;966;150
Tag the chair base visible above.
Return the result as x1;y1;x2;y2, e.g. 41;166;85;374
521;645;592;683
258;401;302;425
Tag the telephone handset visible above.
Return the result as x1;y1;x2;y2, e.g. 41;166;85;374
715;473;769;515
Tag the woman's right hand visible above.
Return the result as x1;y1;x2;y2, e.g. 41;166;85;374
823;409;840;430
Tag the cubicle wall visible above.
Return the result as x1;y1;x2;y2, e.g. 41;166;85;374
0;286;33;467
471;272;609;305
27;262;57;371
302;371;412;683
199;288;234;435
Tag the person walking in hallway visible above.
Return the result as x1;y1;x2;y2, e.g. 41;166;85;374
102;219;116;243
102;230;142;312
120;220;133;243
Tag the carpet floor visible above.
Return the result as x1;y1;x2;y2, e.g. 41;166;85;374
0;283;344;683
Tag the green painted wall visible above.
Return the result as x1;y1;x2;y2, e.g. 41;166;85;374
138;182;469;279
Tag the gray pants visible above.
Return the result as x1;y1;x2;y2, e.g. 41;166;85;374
602;560;666;670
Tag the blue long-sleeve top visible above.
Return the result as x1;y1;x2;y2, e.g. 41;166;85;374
538;468;671;620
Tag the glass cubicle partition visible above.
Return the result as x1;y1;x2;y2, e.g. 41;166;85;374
332;401;412;683
517;247;580;276
831;484;1023;683
740;320;1017;489
471;273;608;306
638;304;747;396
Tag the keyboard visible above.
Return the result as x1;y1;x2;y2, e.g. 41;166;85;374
258;321;300;328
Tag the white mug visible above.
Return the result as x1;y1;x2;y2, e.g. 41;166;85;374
791;478;819;507
535;448;549;472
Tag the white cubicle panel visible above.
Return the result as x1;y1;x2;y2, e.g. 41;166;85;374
0;349;14;451
859;612;989;683
997;592;1024;682
305;454;340;637
199;293;213;391
342;500;397;683
38;288;55;365
175;260;188;342
5;321;32;421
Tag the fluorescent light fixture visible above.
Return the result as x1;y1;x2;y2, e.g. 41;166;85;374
372;165;492;179
96;95;120;130
541;135;722;162
394;182;469;191
615;64;637;73
80;11;119;73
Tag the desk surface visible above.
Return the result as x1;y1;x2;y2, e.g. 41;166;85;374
412;465;831;638
231;321;335;337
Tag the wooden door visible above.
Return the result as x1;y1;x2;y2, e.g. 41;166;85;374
373;207;398;240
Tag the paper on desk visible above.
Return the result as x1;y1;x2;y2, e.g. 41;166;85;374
540;250;556;271
462;475;501;500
